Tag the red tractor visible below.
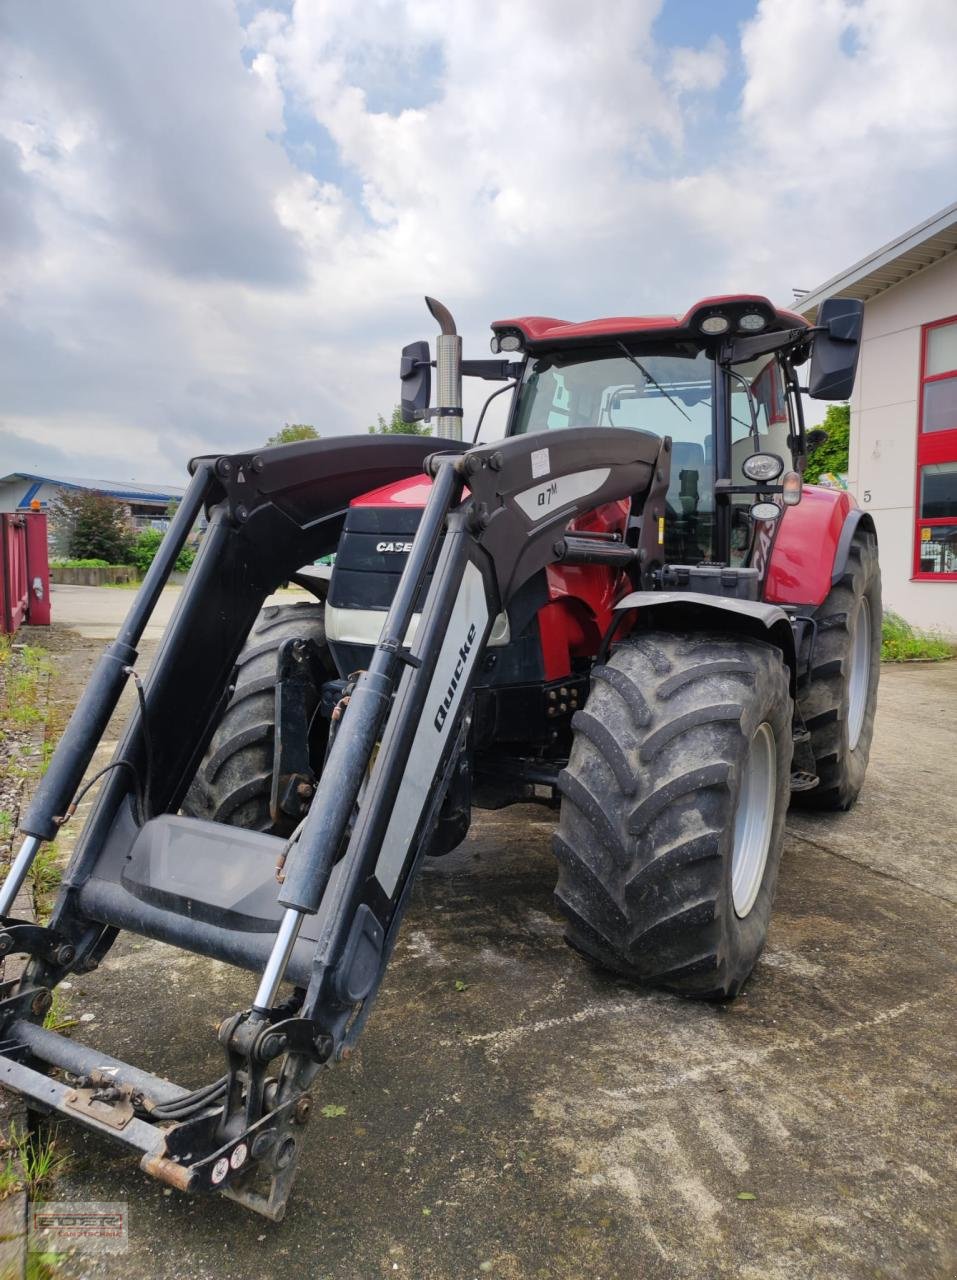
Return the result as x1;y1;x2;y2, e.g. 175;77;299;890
0;292;878;1218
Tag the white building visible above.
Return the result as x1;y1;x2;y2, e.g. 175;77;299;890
0;472;184;532
797;203;957;634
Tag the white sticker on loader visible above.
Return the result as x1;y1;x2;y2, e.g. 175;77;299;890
531;447;550;479
514;468;610;522
374;560;489;897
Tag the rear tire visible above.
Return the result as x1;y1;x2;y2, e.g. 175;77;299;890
554;632;793;999
181;602;332;835
795;529;881;811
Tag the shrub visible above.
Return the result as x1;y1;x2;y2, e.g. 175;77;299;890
881;610;955;662
49;557;112;569
130;528;195;577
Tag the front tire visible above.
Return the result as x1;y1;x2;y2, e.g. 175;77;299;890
554;632;793;999
795;528;881;811
181;602;332;834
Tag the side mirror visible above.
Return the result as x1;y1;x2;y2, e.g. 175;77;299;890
400;340;431;423
807;297;863;400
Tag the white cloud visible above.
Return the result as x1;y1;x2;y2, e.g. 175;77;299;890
0;0;955;483
668;36;728;94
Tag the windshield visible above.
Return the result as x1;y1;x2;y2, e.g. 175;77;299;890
511;346;792;565
513;348;714;439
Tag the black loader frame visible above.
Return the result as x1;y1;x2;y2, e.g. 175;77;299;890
0;425;709;1219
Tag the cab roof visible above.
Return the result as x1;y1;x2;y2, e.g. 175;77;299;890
491;295;809;349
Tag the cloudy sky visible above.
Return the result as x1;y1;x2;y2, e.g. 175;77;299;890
2;0;956;486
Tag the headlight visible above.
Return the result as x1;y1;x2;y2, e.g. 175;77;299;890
750;501;781;521
742;452;784;482
699;314;730;335
499;333;523;352
738;312;767;332
489;335;501;354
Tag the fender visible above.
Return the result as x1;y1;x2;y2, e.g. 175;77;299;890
613;590;797;691
764;486;875;608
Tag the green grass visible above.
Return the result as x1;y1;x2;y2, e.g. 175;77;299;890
0;1153;22;1199
42;988;76;1034
1;645;53;727
7;1125;69;1198
881;610;955;662
30;846;62;921
26;1253;69;1280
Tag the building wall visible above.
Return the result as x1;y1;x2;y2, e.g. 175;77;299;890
849;252;957;633
0;478;41;512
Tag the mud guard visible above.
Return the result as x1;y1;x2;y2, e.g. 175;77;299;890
764;486;876;610
612;591;797;692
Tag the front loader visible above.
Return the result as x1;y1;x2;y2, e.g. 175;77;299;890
0;292;878;1219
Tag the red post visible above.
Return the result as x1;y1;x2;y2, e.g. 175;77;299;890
24;509;51;626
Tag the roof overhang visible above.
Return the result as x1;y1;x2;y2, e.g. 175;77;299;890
794;201;957;322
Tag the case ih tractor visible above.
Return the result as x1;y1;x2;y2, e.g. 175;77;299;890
0;292;878;1218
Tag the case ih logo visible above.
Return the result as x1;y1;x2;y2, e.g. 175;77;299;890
434;623;477;731
376;541;414;553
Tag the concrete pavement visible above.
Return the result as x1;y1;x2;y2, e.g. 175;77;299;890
27;656;957;1280
49;583;306;641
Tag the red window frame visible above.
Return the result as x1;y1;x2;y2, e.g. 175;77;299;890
913;313;957;581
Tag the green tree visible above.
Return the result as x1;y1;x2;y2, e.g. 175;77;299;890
368;405;431;436
267;423;319;445
804;403;850;484
52;489;134;564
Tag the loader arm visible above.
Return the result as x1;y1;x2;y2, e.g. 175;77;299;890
0;427;667;1219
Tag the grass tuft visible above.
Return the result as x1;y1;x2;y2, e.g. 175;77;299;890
881;611;955;663
42;988;77;1035
30;846;63;921
8;1124;70;1198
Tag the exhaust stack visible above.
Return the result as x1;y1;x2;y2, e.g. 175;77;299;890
425;296;462;441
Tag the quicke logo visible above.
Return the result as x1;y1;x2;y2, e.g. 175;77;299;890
433;623;477;731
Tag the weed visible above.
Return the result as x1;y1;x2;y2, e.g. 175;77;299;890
0;810;12;844
881;610;955;662
9;1125;69;1198
0;1154;22;1199
42;989;77;1035
30;847;62;921
27;1253;69;1280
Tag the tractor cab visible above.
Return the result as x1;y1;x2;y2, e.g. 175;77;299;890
399;294;863;573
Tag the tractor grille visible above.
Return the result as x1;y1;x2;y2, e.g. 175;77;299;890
325;505;429;675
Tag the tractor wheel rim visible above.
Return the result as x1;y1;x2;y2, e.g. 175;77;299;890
731;722;776;919
847;596;871;752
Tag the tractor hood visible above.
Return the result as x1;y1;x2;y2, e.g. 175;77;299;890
350;473;435;511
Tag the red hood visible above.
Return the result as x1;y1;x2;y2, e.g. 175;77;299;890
350;474;436;508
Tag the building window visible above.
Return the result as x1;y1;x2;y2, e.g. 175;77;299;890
914;316;957;579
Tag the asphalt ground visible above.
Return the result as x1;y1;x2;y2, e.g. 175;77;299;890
3;601;956;1279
